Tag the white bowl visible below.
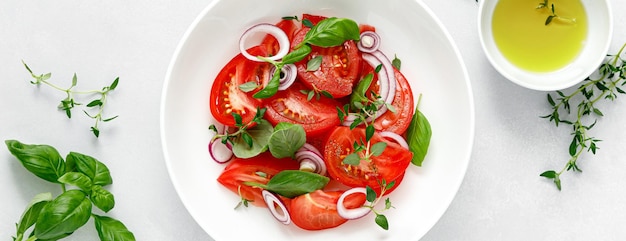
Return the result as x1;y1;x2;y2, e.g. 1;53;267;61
161;0;474;240
478;0;613;91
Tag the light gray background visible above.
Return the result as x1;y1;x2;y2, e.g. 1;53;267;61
1;0;625;240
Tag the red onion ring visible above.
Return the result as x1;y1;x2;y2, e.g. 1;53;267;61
379;131;409;149
275;64;297;90
262;190;291;225
295;149;327;176
337;187;372;220
299;143;322;157
208;139;233;163
239;23;290;62
361;51;397;122
357;31;381;53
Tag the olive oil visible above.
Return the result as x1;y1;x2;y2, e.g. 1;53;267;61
492;0;587;72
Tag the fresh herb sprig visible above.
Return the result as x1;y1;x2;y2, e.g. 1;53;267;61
5;140;134;241
364;179;396;230
252;17;360;99
537;0;576;26
540;43;626;190
22;61;119;138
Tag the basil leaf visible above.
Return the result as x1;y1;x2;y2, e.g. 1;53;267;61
268;122;306;159
350;74;373;111
281;45;312;64
264;170;329;198
16;192;52;237
58;172;93;192
253;68;281;99
306;56;323;71
232;119;273;158
93;215;136;241
5;140;66;183
406;107;432;166
343;153;361;166
370;142;387;157
34;190;92;240
91;185;115;213
392;54;402;70
300;17;360;47
66;152;113;186
238;81;259;93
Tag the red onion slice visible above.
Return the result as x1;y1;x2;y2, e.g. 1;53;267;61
208;139;233;163
276;64;297;90
295;149;327;176
299;143;322;157
337;187;372;220
239;23;290;62
357;31;381;53
379;131;409;149
262;190;291;225
361;51;397;122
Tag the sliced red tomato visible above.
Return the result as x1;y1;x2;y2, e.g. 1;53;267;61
371;66;415;134
217;153;299;207
323;126;412;194
263;82;341;136
261;19;299;56
291;26;362;98
301;13;326;26
289;190;366;230
209;46;272;126
359;24;376;33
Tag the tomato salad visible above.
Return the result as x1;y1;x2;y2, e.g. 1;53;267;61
207;14;432;231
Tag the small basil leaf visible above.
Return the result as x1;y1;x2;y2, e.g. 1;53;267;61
16;193;52;236
93;215;136;241
392;54;401;70
66;152;113;186
238;81;259;92
365;186;377;202
91;185;115;213
343;153;361;166
253;68;281;99
349;74;374;111
5;140;66;183
264;170;329;198
370;142;387;157
232;120;273;158
58;172;93;192
306;56;323;71
34;190;92;240
406;106;432;166
268;122;306;159
375;214;389;230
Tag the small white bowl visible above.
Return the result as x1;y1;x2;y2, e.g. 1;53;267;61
478;0;613;91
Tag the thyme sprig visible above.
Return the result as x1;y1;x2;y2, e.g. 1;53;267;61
364;179;396;230
537;0;576;26
540;43;626;190
22;61;119;138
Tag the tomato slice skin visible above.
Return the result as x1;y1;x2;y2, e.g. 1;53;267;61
261;19;299;56
263;82;341;136
291;27;362;98
209;46;272;126
373;67;415;134
289;190;365;230
217;153;299;207
323;126;412;194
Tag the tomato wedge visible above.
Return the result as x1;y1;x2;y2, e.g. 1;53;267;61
323;126;412;194
291;25;362;98
217;153;299;207
209;46;272;126
289;190;366;230
371;67;415;134
261;19;299;56
263;82;341;136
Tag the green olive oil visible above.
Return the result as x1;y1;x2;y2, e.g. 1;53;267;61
492;0;587;72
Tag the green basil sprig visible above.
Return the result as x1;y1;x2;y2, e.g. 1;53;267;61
6;140;135;241
268;122;306;159
245;170;329;198
405;95;432;166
